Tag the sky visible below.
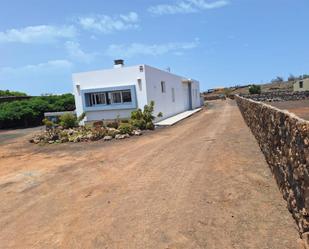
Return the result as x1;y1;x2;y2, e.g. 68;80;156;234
0;0;308;95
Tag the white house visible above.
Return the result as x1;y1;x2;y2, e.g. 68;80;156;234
73;60;201;124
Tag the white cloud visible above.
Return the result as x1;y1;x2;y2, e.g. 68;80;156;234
148;0;229;15
0;60;73;75
105;40;199;58
77;12;139;33
0;25;77;44
65;41;96;63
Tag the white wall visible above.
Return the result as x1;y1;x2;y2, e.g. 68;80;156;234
144;65;201;121
86;109;134;121
72;65;147;122
72;64;201;123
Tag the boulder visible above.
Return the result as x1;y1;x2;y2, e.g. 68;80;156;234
103;135;113;141
133;129;142;136
115;134;125;139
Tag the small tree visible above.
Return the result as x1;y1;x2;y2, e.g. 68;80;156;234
59;113;77;129
130;101;162;130
249;85;261;95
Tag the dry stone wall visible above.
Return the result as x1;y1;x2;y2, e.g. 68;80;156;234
240;90;309;102
235;95;309;240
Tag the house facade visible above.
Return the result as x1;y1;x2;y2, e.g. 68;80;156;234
293;78;309;92
73;61;201;124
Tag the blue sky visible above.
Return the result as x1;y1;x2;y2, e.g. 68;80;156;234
0;0;308;95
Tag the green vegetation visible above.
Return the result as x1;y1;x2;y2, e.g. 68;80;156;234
249;85;261;95
118;123;134;134
130;101;161;130
59;113;78;129
0;94;75;129
0;90;27;97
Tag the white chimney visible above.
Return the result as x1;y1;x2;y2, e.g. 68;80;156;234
114;59;124;68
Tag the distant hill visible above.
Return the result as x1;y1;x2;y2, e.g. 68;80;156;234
230;81;293;95
203;81;294;99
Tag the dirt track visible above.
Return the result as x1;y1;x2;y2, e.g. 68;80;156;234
0;100;300;249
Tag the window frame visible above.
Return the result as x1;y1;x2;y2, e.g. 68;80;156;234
82;85;137;111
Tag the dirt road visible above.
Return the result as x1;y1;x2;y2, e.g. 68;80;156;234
0;100;300;249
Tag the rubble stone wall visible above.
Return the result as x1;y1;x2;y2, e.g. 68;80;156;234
235;95;309;240
240;90;309;102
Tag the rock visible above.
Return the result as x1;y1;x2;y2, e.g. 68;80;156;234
61;137;69;143
103;135;113;141
124;134;130;138
235;95;309;234
115;134;125;139
133;129;142;136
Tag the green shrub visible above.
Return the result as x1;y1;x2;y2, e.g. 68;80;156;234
129;101;161;130
249;85;261;95
146;122;154;130
59;113;77;129
93;120;104;127
42;118;54;129
107;129;120;138
77;112;86;122
131;109;143;120
0;90;27;97
0;93;75;129
106;120;119;129
118;123;134;134
130;119;146;130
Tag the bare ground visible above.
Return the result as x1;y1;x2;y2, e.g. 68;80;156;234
0;100;300;249
268;100;309;120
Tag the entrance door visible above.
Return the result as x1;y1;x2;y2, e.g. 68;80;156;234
188;82;193;110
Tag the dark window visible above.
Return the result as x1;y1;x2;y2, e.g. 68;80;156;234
85;92;106;107
110;91;122;104
122;91;132;103
161;81;166;93
139;65;144;72
299;81;303;88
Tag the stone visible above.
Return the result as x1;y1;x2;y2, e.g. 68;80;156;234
103;135;113;141
235;95;309;235
133;129;142;136
115;134;125;139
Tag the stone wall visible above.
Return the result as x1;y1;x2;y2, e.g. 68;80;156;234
235;95;309;242
240;90;309;102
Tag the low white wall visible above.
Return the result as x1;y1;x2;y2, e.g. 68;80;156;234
86;109;134;121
